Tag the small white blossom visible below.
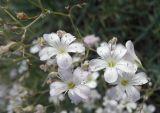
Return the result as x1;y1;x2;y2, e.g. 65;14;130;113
89;42;137;83
107;72;148;102
85;71;99;88
136;104;155;113
50;67;90;104
49;94;65;105
83;34;100;47
83;90;101;110
30;38;44;54
119;95;137;113
39;32;85;69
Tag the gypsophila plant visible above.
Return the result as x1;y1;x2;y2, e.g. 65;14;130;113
0;1;159;113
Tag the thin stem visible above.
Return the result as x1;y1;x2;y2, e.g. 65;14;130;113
69;14;82;39
3;8;23;26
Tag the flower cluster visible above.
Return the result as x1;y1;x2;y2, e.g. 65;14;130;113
31;30;148;105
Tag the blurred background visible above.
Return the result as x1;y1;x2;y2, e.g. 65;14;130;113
0;0;160;113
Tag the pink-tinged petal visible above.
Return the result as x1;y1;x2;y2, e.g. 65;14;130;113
89;59;106;71
68;89;82;105
117;60;137;73
68;42;85;53
39;47;57;61
97;45;110;59
104;68;118;83
113;44;127;59
50;81;67;96
61;33;76;45
56;53;72;69
130;72;148;85
126;86;140;102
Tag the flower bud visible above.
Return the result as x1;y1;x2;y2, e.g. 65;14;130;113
35;104;45;113
56;30;66;38
23;105;34;112
0;41;16;54
16;12;29;20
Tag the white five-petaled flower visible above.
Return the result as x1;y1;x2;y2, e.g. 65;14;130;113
89;42;137;83
39;32;85;69
107;72;148;102
85;71;99;88
50;67;90;104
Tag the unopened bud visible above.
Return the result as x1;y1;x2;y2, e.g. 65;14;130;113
0;41;16;54
109;37;117;45
16;12;29;20
56;30;66;38
35;104;45;113
9;42;20;52
23;105;34;112
82;60;89;70
48;72;58;78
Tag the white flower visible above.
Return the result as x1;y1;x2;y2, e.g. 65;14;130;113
125;40;142;66
83;90;101;110
85;71;99;88
39;32;85;69
89;42;137;83
107;72;148;102
119;95;137;113
135;104;155;113
30;38;44;54
49;94;65;105
83;34;100;47
50;67;90;104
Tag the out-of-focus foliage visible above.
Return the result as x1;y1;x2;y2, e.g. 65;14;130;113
0;0;160;113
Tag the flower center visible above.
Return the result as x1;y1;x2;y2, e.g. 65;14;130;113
108;61;116;68
67;82;76;89
120;79;129;86
58;48;66;54
87;75;92;82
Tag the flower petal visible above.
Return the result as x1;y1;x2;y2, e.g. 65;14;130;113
97;45;110;59
107;86;124;101
56;53;72;69
39;47;57;61
58;68;73;82
130;72;148;85
113;44;127;59
126;40;142;65
89;59;106;71
74;85;90;100
61;33;76;45
126;86;140;102
86;81;97;88
30;44;41;54
104;68;118;83
50;81;67;96
68;89;82;105
73;67;88;84
68;42;85;53
91;72;99;80
43;33;60;47
117;60;137;73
